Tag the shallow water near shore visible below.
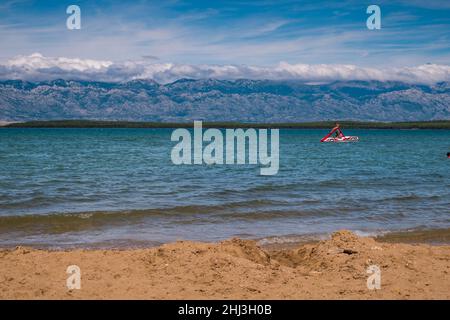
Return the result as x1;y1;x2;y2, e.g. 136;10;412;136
0;128;449;248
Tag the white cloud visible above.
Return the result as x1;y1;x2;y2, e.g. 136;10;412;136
7;53;112;71
1;53;449;84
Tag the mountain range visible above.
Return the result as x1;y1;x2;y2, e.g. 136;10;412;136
0;79;449;122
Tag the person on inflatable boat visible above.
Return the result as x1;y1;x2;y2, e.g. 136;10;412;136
332;123;344;138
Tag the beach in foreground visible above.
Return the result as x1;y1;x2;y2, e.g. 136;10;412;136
0;230;448;299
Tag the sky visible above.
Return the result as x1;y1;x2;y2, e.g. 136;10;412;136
0;0;449;83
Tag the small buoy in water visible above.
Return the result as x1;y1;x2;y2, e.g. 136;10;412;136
447;152;450;158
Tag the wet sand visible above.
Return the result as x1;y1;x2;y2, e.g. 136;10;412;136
0;230;449;299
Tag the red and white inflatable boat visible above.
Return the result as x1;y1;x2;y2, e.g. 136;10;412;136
320;127;359;143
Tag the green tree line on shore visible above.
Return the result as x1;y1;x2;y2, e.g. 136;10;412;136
4;119;450;129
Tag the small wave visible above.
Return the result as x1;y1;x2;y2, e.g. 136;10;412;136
0;199;294;233
376;227;450;244
351;194;442;205
214;209;335;221
257;227;450;248
257;229;387;246
386;194;439;202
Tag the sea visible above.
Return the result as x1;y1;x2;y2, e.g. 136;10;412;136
0;128;449;248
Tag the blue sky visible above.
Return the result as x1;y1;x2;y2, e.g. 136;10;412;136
0;0;449;66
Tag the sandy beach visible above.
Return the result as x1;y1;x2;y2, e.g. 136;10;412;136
0;230;449;299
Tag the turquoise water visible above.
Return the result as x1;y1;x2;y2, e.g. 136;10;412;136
0;128;449;248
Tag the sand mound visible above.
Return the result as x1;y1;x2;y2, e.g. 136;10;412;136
1;230;449;299
270;230;377;267
144;237;271;268
219;238;271;265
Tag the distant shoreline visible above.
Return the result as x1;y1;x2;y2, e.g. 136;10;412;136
3;119;450;129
